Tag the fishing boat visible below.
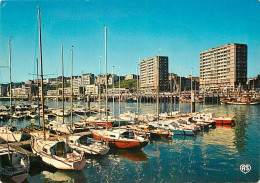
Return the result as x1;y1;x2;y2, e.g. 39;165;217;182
31;135;86;170
0;147;30;183
220;95;259;105
66;135;110;155
92;128;149;149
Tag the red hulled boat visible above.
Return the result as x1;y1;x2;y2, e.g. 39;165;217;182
92;128;149;149
213;117;236;125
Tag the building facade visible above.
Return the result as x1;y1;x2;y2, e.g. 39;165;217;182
140;56;169;92
0;84;8;96
85;84;103;95
125;74;138;80
169;73;199;92
82;73;94;86
200;43;247;91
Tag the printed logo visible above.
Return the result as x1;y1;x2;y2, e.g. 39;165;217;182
240;164;251;174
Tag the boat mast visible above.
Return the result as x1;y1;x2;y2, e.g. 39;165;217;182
8;36;13;125
119;67;121;116
112;66;115;117
70;46;73;129
99;56;101;117
190;68;193;113
170;67;172;118
38;8;46;140
179;66;181;112
62;45;64;124
37;58;40;126
105;27;108;130
157;52;159;121
136;57;139;114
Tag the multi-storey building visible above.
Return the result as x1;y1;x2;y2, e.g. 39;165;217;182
140;56;169;92
125;74;138;80
200;43;247;91
108;74;118;85
169;73;199;92
82;73;94;86
0;84;8;96
85;84;103;95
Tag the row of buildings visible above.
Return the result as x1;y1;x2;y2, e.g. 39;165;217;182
0;73;137;97
139;43;256;93
0;43;258;98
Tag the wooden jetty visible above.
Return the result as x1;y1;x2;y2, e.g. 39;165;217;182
0;140;33;156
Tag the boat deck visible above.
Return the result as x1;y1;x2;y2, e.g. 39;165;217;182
0;140;34;156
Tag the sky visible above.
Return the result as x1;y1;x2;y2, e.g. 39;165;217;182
0;0;259;83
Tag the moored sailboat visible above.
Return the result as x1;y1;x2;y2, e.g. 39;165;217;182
0;36;23;143
30;8;86;171
66;135;110;155
31;136;86;170
92;128;149;149
0;147;30;183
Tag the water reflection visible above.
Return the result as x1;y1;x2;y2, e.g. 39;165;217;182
28;169;86;183
109;148;148;162
0;101;259;182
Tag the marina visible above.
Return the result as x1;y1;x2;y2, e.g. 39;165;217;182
0;0;259;182
0;101;259;182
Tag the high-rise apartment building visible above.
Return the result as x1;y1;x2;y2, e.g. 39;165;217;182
140;56;168;92
200;43;247;91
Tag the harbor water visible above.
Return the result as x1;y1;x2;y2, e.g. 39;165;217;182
0;101;259;182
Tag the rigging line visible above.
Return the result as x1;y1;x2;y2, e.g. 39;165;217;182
98;29;104;75
66;48;70;78
32;13;38;81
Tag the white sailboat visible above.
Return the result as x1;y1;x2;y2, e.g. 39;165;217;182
66;135;110;155
91;27;149;149
31;8;86;171
0;126;22;142
0;146;30;183
31;137;86;170
46;46;73;135
0;36;23;143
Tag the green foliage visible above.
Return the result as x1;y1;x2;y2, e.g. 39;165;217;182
56;83;70;88
108;79;137;90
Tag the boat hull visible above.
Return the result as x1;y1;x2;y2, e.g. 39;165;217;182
170;129;184;135
226;101;259;105
0;133;22;142
84;121;113;127
32;148;86;170
92;132;148;149
214;118;235;125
